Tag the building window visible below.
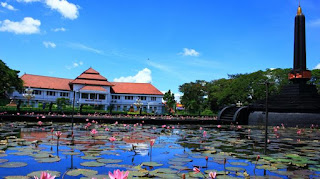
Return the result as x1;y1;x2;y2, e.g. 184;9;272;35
112;95;120;100
117;105;120;111
125;96;133;100
33;90;42;95
47;91;55;96
90;93;96;99
143;106;147;111
139;96;146;100
151;97;156;101
60;92;69;97
81;93;89;99
99;94;106;100
123;106;127;111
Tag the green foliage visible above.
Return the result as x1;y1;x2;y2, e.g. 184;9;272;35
179;68;303;113
200;109;214;116
163;90;176;114
56;98;69;110
179;80;206;114
310;69;320;93
0;60;23;98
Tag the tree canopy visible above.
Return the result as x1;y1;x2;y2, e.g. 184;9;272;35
0;60;23;99
163;90;176;114
179;68;320;113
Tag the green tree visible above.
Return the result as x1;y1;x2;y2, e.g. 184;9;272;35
179;80;206;114
56;98;69;110
163;90;176;114
310;69;320;93
0;60;23;99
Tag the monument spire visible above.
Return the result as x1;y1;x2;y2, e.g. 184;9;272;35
289;2;311;83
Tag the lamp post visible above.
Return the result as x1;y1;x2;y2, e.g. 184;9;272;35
134;98;143;115
264;81;270;155
22;87;35;107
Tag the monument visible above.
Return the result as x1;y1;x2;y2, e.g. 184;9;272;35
219;4;320;126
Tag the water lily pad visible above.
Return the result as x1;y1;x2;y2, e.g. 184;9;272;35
229;162;249;166
128;171;147;177
35;157;61;163
4;176;29;179
141;162;163;167
0;162;27;168
66;169;98;176
80;161;105;167
97;159;122;164
0;159;8;163
169;158;192;162
27;170;61;177
62;152;81;155
80;175;109;179
81;155;101;160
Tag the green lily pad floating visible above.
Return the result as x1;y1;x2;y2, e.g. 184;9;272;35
0;162;27;168
169;165;189;170
153;173;179;178
141;162;163;167
128;171;147;177
80;161;105;167
225;167;245;172
62;152;81;155
27;170;61;177
81;155;101;160
150;168;177;174
0;159;8;163
204;169;229;175
97;159;122;164
4;176;29;179
256;165;277;171
35;157;61;163
169;158;192;163
66;169;98;177
80;174;109;179
229;162;249;166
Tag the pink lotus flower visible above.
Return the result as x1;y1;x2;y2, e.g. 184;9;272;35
109;136;116;142
17;113;20;115
150;139;155;147
256;155;260;161
205;156;208;161
115;121;118;125
86;118;89;121
108;169;129;179
217;125;221;128
152;127;156;130
55;131;62;139
162;125;166;128
87;122;92;127
203;131;207;138
34;171;56;179
199;127;203;130
193;167;201;174
92;120;95;123
209;171;217;178
90;129;98;135
171;126;175;129
237;125;242;129
38;121;43;126
105;127;110;131
297;129;302;135
42;116;46;118
50;128;54;133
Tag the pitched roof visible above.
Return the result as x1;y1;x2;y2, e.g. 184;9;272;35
21;74;72;91
110;82;163;95
71;67;113;86
80;86;107;92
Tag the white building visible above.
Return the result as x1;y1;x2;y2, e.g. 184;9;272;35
10;68;164;114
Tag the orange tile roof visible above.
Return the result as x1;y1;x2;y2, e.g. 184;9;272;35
111;82;163;95
80;86;107;92
21;74;72;91
71;67;113;86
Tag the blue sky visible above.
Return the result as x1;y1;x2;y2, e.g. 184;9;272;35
1;0;320;99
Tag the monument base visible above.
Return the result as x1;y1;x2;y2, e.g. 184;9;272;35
248;111;320;127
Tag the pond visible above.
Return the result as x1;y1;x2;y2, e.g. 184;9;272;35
0;121;319;178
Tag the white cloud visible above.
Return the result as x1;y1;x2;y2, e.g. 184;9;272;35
180;48;200;57
45;0;79;20
16;0;41;2
66;61;83;70
52;27;66;32
67;42;103;55
309;19;320;27
1;2;17;11
114;68;152;83
174;92;182;103
0;17;40;34
43;41;56;48
314;63;320;69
